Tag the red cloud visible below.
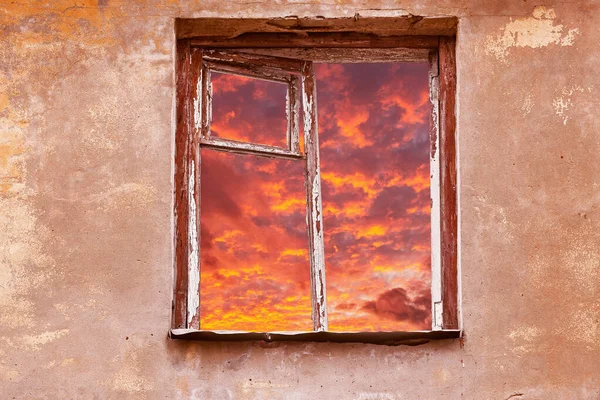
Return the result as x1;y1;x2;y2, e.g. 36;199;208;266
200;63;432;332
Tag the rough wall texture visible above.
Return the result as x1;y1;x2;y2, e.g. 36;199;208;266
1;1;599;398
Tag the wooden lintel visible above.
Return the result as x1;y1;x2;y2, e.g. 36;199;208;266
177;17;458;39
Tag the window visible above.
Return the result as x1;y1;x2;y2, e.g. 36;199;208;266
172;29;458;343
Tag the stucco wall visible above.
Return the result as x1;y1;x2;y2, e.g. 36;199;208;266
1;1;599;398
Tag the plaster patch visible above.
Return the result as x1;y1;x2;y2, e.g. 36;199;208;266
91;182;157;211
435;368;451;383
0;93;8;112
560;237;600;296
61;357;76;366
485;7;579;63
472;195;512;240
22;329;69;350
111;353;155;393
0;364;19;380
552;85;589;125
509;326;541;342
2;329;70;351
357;393;395;400
0;198;56;330
242;380;290;393
354;9;410;18
508;326;542;355
558;304;600;347
521;93;533;116
0;118;28;195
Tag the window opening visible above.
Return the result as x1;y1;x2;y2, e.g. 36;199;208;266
173;36;458;341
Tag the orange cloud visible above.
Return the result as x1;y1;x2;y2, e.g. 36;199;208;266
200;63;432;332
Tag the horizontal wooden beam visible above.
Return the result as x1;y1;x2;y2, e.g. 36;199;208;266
177;17;458;39
204;49;304;73
192;33;440;49
170;329;462;345
228;48;431;63
201;137;304;160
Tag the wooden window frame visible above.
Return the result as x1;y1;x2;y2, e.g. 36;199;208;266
172;33;458;344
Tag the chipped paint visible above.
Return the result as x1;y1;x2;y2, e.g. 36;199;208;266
508;326;541;356
194;65;202;132
187;160;200;326
2;329;69;351
552;85;591;125
521;92;533;116
485;7;580;62
302;64;328;331
111;352;155;393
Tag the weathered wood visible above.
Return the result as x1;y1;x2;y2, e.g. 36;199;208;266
201;137;303;160
439;36;458;330
288;75;302;154
170;328;462;345
191;33;440;49
227;47;431;63
302;61;328;332
177;17;458;39
203;49;304;73
428;48;443;330
205;60;293;84
173;40;191;329
187;47;203;329
199;62;211;138
202;51;303;154
174;42;202;329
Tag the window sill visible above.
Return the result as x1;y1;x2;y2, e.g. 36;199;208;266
170;328;461;346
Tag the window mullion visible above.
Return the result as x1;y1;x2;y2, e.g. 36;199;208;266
301;61;328;332
429;49;443;330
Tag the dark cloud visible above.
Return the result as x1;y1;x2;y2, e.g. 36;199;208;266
362;287;430;324
368;186;417;220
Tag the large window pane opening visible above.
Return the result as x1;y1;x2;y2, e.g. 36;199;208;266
317;63;432;332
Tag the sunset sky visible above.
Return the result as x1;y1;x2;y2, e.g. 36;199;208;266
200;62;432;332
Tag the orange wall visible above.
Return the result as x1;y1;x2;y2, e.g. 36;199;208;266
1;1;599;398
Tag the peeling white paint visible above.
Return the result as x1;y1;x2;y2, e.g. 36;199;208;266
311;171;327;329
509;326;542;355
194;69;202;132
187;161;200;325
521;93;533;116
485;7;580;62
22;329;70;350
429;61;442;329
552;85;587;125
111;353;155;393
354;8;410;18
357;393;395;400
2;329;70;351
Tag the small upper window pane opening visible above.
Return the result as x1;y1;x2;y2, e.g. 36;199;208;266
211;71;289;149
